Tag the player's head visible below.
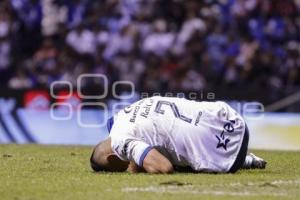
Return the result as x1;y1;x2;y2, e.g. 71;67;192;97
90;138;129;172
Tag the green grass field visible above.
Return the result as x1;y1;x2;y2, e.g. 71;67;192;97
0;145;299;200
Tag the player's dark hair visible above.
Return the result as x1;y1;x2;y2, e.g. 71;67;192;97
90;140;110;172
90;150;103;172
228;125;249;173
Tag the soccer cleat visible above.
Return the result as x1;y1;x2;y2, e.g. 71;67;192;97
242;153;267;169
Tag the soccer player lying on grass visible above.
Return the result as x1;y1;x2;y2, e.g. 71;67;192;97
90;96;266;173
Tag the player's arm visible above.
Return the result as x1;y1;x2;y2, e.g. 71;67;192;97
111;135;173;174
126;149;174;174
142;148;174;174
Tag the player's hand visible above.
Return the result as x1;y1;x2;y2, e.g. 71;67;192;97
126;161;145;173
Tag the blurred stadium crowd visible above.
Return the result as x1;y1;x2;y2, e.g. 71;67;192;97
0;0;299;94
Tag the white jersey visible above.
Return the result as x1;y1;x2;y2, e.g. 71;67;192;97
109;96;246;173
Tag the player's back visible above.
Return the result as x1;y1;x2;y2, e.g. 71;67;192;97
110;96;246;172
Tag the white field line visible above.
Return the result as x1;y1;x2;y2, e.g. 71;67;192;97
122;179;300;197
271;180;300;185
122;185;285;197
228;179;300;187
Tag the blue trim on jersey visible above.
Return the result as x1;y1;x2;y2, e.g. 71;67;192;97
107;117;114;133
138;146;153;167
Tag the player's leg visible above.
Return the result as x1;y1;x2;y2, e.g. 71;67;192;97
238;124;267;170
228;125;249;173
242;153;267;169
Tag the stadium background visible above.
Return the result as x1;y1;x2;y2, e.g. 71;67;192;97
0;0;299;150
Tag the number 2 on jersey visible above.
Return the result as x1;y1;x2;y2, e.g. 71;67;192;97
154;100;192;123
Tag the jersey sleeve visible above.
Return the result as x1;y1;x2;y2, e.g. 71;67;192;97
110;130;153;167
